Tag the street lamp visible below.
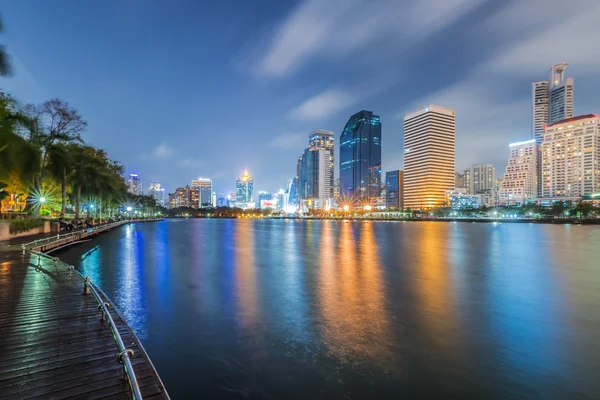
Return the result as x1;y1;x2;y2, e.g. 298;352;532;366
126;206;132;212
343;205;349;211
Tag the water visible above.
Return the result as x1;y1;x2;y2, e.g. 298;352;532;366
56;219;600;399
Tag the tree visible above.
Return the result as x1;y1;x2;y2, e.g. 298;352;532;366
45;144;70;217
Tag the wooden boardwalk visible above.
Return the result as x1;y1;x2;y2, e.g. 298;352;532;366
0;250;169;399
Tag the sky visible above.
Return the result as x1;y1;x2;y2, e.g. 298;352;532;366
1;0;600;195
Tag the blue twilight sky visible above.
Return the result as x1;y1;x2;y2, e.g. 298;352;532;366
1;0;600;195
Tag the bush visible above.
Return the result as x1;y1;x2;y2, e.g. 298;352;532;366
9;218;44;234
40;209;51;216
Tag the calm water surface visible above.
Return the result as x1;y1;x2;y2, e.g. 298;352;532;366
57;219;600;399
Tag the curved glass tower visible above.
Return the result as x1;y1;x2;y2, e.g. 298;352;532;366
339;110;381;199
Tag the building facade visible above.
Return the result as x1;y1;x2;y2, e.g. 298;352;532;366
339;110;382;199
499;140;538;205
403;105;455;209
147;181;165;206
192;178;213;208
454;172;465;190
541;114;600;198
385;170;404;209
235;170;254;207
532;63;574;143
463;164;495;195
169;185;192;208
128;174;141;195
309;130;334;197
298;148;331;208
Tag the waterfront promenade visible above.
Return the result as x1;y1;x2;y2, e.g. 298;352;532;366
0;220;168;399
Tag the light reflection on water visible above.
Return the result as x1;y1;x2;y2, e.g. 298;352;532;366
58;219;600;399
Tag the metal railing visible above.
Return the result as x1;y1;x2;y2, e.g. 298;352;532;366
29;250;143;400
21;219;163;251
21;220;126;250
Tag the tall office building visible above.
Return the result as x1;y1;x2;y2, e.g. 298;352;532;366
532;63;574;143
309;130;335;197
541;114;600;198
463;164;496;195
339;110;382;199
499;140;537;205
192;178;213;208
128;174;141;195
403;105;455;209
385;170;404;209
235;170;253;203
298;147;331;208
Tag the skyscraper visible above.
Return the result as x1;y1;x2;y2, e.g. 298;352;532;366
499;140;537;205
298;147;331;208
541;114;600;198
532;63;574;143
128;174;141;195
403;105;455;209
385;170;404;209
192;178;213;208
235;170;253;205
308;130;334;197
339;110;381;199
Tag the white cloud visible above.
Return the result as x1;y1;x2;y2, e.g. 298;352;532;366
153;142;173;158
256;0;484;77
268;132;308;149
290;88;357;120
481;1;600;75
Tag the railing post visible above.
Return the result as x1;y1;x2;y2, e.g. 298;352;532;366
83;277;91;295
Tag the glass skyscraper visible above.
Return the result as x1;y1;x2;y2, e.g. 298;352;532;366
385;170;404;209
339;110;382;199
235;170;253;203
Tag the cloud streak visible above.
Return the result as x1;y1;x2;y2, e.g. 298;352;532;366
256;0;485;78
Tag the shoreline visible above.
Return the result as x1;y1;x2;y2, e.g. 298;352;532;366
167;216;600;225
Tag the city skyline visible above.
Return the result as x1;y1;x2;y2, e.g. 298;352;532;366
3;1;600;192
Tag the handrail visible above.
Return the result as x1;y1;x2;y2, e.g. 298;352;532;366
21;219;162;251
29;250;143;400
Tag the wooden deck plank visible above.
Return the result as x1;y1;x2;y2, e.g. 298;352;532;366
0;249;169;399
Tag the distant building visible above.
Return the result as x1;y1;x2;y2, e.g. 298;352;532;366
464;164;495;195
257;191;272;204
339;110;381;199
192;178;212;208
447;191;481;210
287;178;298;206
189;187;199;209
235;170;254;208
128;174;141;195
541;114;600;198
298;147;332;209
454;172;465;190
385;170;404;209
404;105;455;209
532;63;574;142
309;130;335;198
216;196;227;207
170;185;192;208
499;140;538;206
147;182;165;206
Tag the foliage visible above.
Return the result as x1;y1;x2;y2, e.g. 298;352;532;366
9;218;43;234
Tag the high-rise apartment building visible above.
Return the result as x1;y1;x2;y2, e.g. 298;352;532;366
403;105;455;209
339;110;381;199
532;63;574;143
541;114;600;198
464;164;496;196
128;174;141;195
192;178;212;208
385;170;404;209
309;130;334;195
499;140;538;205
235;170;253;204
170;185;192;208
